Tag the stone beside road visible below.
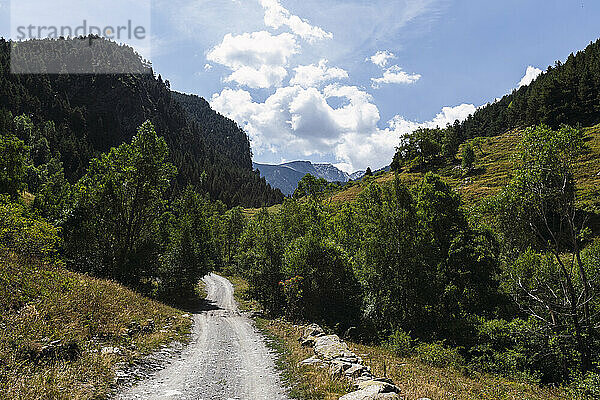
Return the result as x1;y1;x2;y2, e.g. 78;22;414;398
297;323;403;400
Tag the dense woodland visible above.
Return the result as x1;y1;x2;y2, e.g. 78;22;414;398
2;36;600;398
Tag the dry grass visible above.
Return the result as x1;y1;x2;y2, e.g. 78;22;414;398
347;341;574;400
0;253;192;399
259;319;577;400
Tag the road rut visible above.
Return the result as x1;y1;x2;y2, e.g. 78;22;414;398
116;273;289;400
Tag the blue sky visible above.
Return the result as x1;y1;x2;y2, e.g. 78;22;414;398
3;0;600;172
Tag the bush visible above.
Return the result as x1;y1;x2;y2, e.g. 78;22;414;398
386;329;413;357
414;341;464;369
282;235;361;327
570;370;600;398
0;196;60;258
468;317;577;384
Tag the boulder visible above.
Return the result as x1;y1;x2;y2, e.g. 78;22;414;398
303;323;326;338
313;335;355;361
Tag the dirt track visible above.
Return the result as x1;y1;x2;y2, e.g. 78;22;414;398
116;273;289;400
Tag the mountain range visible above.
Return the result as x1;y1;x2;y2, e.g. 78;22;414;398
253;161;369;196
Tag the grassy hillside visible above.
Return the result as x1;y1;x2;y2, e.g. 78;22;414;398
0;252;192;399
330;124;600;209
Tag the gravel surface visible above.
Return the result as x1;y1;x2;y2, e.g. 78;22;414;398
115;273;289;400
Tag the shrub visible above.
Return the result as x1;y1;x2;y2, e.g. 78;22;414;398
0;196;60;258
386;329;413;357
414;341;464;369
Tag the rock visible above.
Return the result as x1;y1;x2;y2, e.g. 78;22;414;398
303;323;325;338
339;381;402;400
344;363;369;379
299;355;322;366
313;335;355;361
329;359;352;377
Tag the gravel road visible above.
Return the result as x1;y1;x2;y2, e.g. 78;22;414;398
116;273;289;400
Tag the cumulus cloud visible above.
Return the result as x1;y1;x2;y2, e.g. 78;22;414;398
368;50;396;67
389;103;476;135
211;84;476;172
518;65;543;88
371;65;421;88
206;31;299;88
223;65;289;89
261;0;333;43
290;59;348;88
211;83;387;171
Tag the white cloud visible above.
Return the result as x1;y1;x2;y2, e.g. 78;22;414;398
518;65;543;88
211;85;476;172
224;65;289;89
368;50;396;67
211;84;387;171
206;31;299;88
389;103;476;134
290;59;348;88
261;0;333;43
204;63;213;71
371;65;421;88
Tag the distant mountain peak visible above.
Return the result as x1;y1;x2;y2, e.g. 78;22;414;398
253;161;350;196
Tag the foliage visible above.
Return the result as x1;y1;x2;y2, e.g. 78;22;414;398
414;341;464;369
468;317;574;384
385;329;413;357
461;142;475;170
293;174;331;199
0;133;28;197
489;125;597;373
64;121;176;290
282;235;360;327
0;196;60;258
159;187;216;298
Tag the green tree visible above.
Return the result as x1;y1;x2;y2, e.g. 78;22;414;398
0;134;28;196
65;121;176;290
160;187;215;298
293;174;329;199
282;234;360;327
491;124;594;372
461;143;475;171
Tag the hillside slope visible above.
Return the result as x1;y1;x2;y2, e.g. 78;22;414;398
0;38;283;207
0;252;191;399
332;124;600;210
